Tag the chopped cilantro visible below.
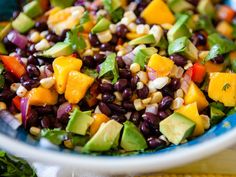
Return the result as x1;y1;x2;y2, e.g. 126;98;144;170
222;83;231;91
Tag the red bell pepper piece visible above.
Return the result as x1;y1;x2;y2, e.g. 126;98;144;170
0;55;26;78
12;96;21;111
192;63;206;83
185;66;193;78
218;5;235;22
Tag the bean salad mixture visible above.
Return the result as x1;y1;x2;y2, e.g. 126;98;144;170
0;0;236;154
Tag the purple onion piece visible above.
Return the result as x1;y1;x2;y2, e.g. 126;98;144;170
123;52;135;66
20;97;30;128
145;104;158;115
57;102;72;119
7;30;28;49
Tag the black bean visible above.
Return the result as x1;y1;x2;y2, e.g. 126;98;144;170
137;85;149;99
26;110;39;129
27;55;39;65
0;89;14;101
89;33;100;47
114;79;128;92
116;24;128;38
119;69;132;79
191;32;206;46
59;114;70;125
212;55;224;64
99;83;113;93
110;34;118;45
143;112;160;128
131;75;139;90
102;93;115;103
45;64;53;72
169;54;187;67
41;117;51;128
28;44;36;54
130;111;141;125
57;95;67;105
147;137;166;149
35;21;48;32
20;74;30;83
159;96;173;110
140;121;151;136
122;88;132;100
108;103;126;114
94;53;106;64
26;64;40;78
54;119;63;129
116;56;125;68
59;29;70;41
169;78;180;91
157;111;169;120
111;115;126;123
4;72;17;84
34;106;53;115
161;86;174;97
186;0;199;6
46;34;59;43
123;101;135;111
82;55;96;68
136;17;146;24
22;79;40;90
3;37;15;51
99;102;112;116
100;43;113;51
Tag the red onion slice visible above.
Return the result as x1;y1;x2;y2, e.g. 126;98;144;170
123;52;135;66
20;97;30;127
7;30;28;49
147;66;158;81
57;102;72;119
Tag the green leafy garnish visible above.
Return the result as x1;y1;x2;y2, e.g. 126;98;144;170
134;47;157;69
196;16;216;34
222;83;231;91
0;151;37;177
99;53;119;83
102;0;123;22
80;11;90;25
110;7;124;23
83;68;99;78
205;45;221;61
41;129;67;145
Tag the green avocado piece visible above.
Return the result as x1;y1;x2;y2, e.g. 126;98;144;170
160;112;196;145
23;1;43;18
121;121;147;151
12;13;35;34
210;102;225;111
83;120;123;152
155;36;168;49
129;34;156;46
168;0;194;13
197;0;215;19
167;14;191;42
103;0;121;12
134;47;157;69
0;23;12;41
210;106;225;126
168;36;198;61
0;43;7;55
66;108;94;135
43;42;73;58
227;107;236;116
91;18;111;34
50;0;75;8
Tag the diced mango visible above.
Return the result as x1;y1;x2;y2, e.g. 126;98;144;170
208;72;236;107
90;113;110;136
83;20;94;33
65;71;94;104
126;32;145;40
27;87;58;106
147;54;174;76
53;56;82;94
216;21;233;39
184;81;209;112
141;0;175;25
176;102;204;136
204;61;225;73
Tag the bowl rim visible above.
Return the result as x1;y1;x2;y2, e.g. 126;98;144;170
1;125;236;174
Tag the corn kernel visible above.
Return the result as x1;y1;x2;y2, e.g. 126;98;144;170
124;11;137;22
137;82;144;89
14;113;22;124
152;77;170;89
96;94;102;100
10;83;21;92
199;51;209;61
64;139;74;149
83;49;94;57
174;89;184;98
150;91;163;104
201;114;210;129
127;23;137;32
109;24;116;34
94;106;102;114
97;30;112;43
159;50;166;56
40;77;55;89
134;99;145;111
137;71;149;84
130;63;141;73
184;60;193;70
0;102;7;110
171;97;184;110
161;23;173;30
29;31;41;43
35;39;50;51
16;85;27;97
30;127;41;136
149;25;163;44
21;57;28;65
40;31;49;38
136;24;150;34
142;97;152;105
114;91;123;101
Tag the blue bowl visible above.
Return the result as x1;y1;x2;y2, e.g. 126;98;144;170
0;1;236;174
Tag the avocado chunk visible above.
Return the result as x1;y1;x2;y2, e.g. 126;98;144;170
43;42;73;58
210;106;225;126
168;36;198;61
121;121;147;151
83;120;123;152
66;108;94;135
0;23;12;41
155;36;168;49
167;14;191;42
50;0;75;8
129;34;156;46
210;102;225;111
168;0;194;13
103;0;121;13
91;18;111;34
160;112;196;145
0;43;7;55
134;47;157;69
227;107;236;116
197;0;215;19
23;1;43;18
12;13;35;33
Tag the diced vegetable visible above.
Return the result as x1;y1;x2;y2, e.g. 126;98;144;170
208;72;236;107
65;71;94;104
12;96;21;110
12;13;35;34
53;56;82;94
90;113;110;136
216;21;233;39
0;55;26;78
217;5;235;22
191;63;206;83
134;47;157;69
141;0;175;25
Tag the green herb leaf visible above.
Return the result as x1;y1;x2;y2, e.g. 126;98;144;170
110;7;124;23
99;53;119;83
205;45;221;61
83;68;99;78
41;129;67;145
196;15;216;34
134;47;157;69
222;83;231;91
103;0;121;13
80;11;90;25
0;63;4;74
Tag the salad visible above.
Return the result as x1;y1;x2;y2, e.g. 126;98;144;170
0;0;235;154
